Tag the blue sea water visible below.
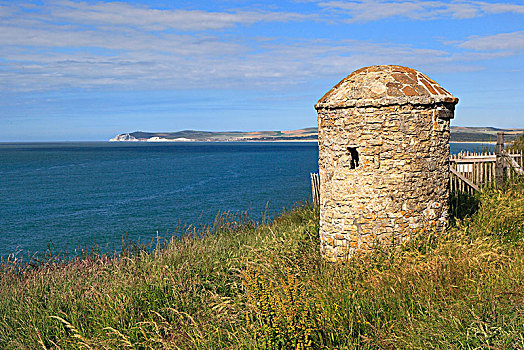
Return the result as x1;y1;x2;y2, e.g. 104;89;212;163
0;141;493;258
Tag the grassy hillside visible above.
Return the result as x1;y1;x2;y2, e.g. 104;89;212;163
450;127;523;142
124;128;318;142
1;181;523;349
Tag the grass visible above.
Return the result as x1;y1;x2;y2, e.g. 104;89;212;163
1;180;523;349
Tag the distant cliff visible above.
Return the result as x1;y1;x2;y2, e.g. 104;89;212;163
110;128;318;142
110;133;140;142
110;127;523;142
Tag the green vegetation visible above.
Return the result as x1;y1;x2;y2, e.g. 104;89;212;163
449;127;521;143
510;132;524;153
123;128;318;142
1;181;523;349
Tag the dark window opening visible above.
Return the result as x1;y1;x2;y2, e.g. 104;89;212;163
348;147;359;169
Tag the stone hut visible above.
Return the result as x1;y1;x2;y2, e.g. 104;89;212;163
315;65;458;262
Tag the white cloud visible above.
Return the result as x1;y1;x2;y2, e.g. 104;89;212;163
479;2;524;14
44;0;312;31
459;31;524;51
0;5;12;17
0;1;317;91
0;31;462;92
0;0;520;93
0;23;244;56
317;0;524;22
317;0;453;21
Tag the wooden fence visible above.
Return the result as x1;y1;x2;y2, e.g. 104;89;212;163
311;132;523;203
449;149;523;193
450;132;523;193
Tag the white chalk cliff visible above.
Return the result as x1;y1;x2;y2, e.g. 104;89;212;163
109;133;140;142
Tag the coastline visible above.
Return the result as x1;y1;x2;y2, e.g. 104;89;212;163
110;127;523;144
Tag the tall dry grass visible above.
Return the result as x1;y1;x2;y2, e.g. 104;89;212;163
1;181;523;349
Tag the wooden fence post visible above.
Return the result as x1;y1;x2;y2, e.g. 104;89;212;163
311;173;320;206
495;131;504;187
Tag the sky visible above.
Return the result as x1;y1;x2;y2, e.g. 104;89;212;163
0;0;523;141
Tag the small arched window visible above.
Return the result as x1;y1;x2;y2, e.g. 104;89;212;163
348;147;359;169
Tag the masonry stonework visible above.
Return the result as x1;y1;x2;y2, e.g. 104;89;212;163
315;65;458;262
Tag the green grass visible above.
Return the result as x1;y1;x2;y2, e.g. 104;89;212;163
1;181;523;349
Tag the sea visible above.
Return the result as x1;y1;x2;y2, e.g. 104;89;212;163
0;142;493;259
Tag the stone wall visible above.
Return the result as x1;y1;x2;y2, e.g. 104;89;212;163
318;102;454;261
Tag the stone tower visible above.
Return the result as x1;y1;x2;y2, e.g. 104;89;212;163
315;65;458;262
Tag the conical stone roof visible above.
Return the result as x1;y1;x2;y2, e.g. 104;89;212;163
315;65;458;109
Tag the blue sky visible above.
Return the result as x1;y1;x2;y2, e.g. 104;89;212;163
0;0;523;141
